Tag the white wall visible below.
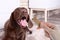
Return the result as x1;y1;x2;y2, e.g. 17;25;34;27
0;0;20;28
29;0;60;9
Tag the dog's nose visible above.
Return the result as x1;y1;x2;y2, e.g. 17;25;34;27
29;31;32;34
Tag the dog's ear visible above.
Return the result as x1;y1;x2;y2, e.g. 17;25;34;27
10;12;17;27
10;12;14;22
27;15;29;22
27;15;33;28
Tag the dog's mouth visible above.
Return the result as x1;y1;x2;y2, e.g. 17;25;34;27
21;16;26;20
17;16;28;28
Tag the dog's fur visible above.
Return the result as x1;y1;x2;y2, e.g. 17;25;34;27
26;13;56;40
31;16;52;40
3;7;33;40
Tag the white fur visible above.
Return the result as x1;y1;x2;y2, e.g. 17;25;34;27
26;13;50;40
26;23;50;40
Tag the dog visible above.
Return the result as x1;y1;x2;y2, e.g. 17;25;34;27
26;13;56;40
3;7;33;40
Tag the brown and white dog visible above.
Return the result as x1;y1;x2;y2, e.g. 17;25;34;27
3;7;33;40
26;13;55;40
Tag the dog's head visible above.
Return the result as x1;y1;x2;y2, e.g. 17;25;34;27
10;7;33;28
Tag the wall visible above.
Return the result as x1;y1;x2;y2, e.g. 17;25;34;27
29;0;60;9
0;0;20;28
20;0;28;8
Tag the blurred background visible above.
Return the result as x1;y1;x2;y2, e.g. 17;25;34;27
0;0;60;29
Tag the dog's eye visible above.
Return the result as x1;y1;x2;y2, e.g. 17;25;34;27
21;16;26;20
23;11;27;14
